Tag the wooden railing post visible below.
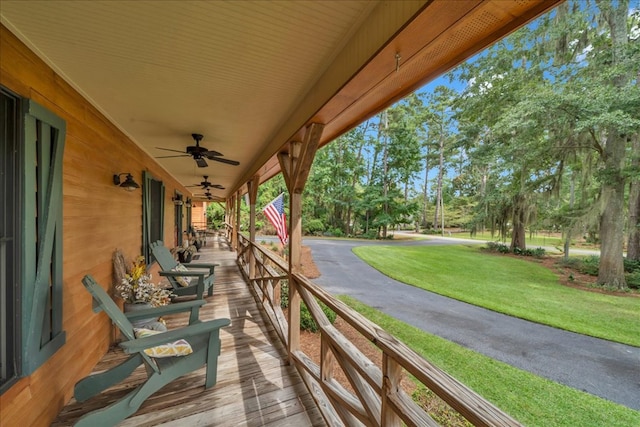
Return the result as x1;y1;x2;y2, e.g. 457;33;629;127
247;176;259;280
382;354;402;426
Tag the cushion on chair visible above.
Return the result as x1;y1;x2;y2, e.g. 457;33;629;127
134;328;193;358
172;263;192;287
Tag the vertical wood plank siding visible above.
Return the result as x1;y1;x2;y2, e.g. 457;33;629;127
0;25;191;426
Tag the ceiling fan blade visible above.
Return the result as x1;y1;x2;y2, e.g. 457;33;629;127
156;154;190;159
155;147;186;154
210;156;240;166
212;184;225;189
195;157;208;168
203;150;223;157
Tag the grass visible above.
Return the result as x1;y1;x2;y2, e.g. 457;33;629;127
445;229;595;249
352;245;640;347
340;296;640;427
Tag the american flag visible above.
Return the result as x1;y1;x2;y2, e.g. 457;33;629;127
263;193;288;245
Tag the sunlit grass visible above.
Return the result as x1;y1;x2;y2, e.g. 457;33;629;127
352;244;640;346
341;296;640;427
443;229;581;248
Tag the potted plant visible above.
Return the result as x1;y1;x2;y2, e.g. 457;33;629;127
177;241;198;263
115;256;174;328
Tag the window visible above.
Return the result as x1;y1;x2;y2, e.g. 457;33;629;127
1;94;67;385
143;171;165;264
1;88;20;391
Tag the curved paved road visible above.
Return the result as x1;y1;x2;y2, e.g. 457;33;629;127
303;237;640;411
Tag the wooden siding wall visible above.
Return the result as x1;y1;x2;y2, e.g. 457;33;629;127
192;202;208;229
0;25;192;426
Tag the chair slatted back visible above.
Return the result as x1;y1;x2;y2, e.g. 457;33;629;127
150;240;179;270
82;274;158;371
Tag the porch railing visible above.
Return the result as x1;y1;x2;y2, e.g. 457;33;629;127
236;233;521;427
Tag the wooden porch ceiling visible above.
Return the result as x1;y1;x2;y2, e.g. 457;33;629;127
1;0;562;200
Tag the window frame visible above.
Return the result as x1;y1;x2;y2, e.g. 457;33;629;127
142;171;165;264
1;88;22;392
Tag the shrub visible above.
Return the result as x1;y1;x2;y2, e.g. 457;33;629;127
625;271;640;289
623;258;640;273
361;230;379;240
304;219;325;236
331;228;345;238
486;242;545;258
529;247;546;257
486;241;509;253
579;256;600;276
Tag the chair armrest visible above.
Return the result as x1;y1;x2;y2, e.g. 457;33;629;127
119;318;231;353
158;270;206;278
158;270;207;300
182;262;218;274
124;300;206;321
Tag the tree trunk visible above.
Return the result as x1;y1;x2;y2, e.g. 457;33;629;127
596;0;628;289
598;168;627;288
563;172;576;261
422;145;429;227
627;113;640;260
510;194;527;251
382;111;389;239
433;136;445;230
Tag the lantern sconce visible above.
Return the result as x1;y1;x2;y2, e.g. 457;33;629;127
185;198;192;208
172;194;184;206
113;173;140;191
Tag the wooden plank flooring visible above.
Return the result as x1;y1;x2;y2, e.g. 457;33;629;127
53;235;326;426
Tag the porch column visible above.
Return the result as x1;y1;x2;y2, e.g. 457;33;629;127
278;123;324;358
235;190;242;252
246;175;260;279
229;194;237;248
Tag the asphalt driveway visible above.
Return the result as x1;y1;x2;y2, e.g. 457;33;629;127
303;237;640;411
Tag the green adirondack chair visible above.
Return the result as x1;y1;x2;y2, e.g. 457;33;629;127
73;274;230;427
150;240;218;300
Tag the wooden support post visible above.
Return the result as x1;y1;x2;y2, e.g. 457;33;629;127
235;190;242;252
382;354;402;427
247;176;260;280
278;123;324;361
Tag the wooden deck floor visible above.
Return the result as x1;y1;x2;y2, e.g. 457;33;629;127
54;235;326;426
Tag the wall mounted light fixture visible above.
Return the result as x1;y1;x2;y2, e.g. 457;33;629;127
172;194;184;206
113;173;140;191
185;198;192;208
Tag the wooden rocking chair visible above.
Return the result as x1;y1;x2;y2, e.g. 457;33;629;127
73;275;230;426
150;240;218;300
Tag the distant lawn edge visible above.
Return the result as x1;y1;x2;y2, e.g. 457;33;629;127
352;244;640;347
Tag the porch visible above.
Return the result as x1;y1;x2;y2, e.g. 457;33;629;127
53;232;522;426
53;235;325;426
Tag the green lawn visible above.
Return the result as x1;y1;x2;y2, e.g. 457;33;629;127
444;230;585;249
341;296;640;427
352;245;640;346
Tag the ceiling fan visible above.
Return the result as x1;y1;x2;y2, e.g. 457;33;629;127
194;190;215;200
155;133;240;168
187;175;224;190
